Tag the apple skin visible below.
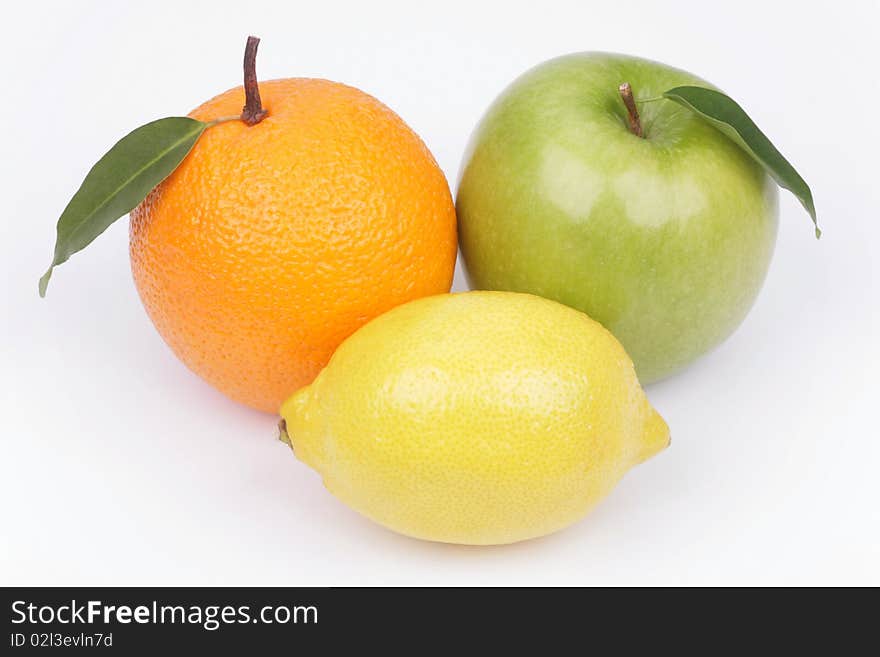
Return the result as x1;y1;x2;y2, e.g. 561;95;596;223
456;53;779;383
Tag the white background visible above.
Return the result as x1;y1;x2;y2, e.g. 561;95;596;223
2;0;878;586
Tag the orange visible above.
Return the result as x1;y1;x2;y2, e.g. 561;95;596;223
129;79;457;413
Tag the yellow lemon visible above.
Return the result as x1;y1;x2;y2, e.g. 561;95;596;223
280;291;669;545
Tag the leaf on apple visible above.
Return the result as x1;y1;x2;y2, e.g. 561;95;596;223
662;86;819;238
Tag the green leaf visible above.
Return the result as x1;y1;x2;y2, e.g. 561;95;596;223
39;117;211;297
662;86;819;238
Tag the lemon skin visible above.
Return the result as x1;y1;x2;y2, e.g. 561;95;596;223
281;291;669;545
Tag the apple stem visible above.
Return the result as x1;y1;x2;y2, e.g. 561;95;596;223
619;82;644;138
240;36;268;126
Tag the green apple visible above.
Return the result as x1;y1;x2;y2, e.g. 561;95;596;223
456;53;778;383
